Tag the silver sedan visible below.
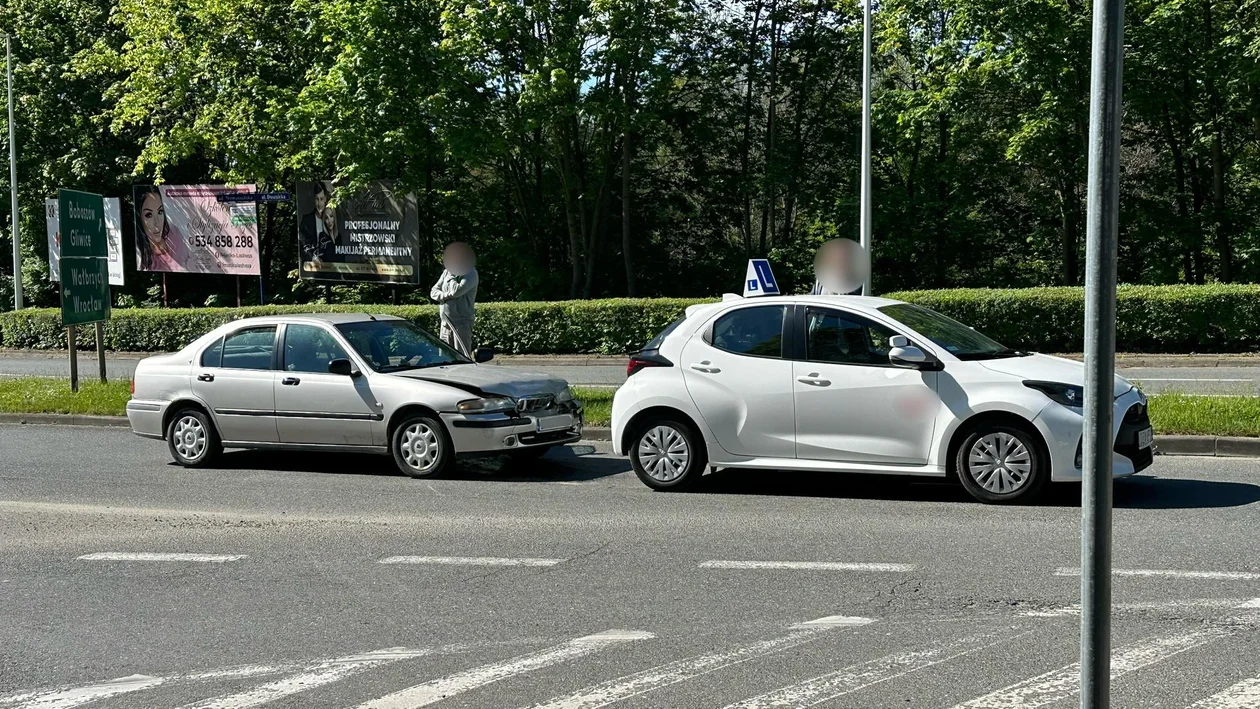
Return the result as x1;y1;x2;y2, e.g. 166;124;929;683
126;313;583;476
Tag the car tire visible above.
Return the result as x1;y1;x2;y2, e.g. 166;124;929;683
629;417;707;491
955;422;1047;504
166;408;222;468
391;414;454;478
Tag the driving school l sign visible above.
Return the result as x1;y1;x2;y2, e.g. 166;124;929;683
57;189;111;327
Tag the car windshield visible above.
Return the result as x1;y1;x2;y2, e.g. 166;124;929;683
335;319;471;372
877;303;1024;360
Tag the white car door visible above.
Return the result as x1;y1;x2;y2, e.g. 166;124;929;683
792;307;939;465
274;323;380;446
680;304;796;459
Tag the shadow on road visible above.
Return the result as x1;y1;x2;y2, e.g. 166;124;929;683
689;470;1260;509
209;444;628;483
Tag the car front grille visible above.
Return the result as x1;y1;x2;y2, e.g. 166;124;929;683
516;395;557;414
1113;402;1154;472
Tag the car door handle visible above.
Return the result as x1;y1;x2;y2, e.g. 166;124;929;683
282;377;300;386
690;361;721;374
196;373;214;382
797;374;831;387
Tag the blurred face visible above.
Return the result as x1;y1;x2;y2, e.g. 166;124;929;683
813;238;869;294
443;243;474;276
140;193;165;245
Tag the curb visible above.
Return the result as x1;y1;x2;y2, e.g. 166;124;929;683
0;415;1252;457
1156;435;1260;457
0;413;131;428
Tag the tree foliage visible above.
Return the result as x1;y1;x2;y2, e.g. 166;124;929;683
1;0;1259;307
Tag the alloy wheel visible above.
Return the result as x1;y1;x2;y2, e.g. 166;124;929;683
400;422;441;473
967;432;1032;494
637;425;690;483
173;415;207;462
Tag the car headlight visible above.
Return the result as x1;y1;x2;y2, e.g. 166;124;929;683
1024;381;1084;408
555;387;575;403
457;396;516;414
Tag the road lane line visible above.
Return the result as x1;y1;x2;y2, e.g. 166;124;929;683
523;616;875;709
950;627;1231;708
1187;676;1260;708
176;648;433;709
355;630;655;709
1054;567;1260;580
1019;598;1260;618
378;556;564;567
77;552;245;563
699;560;914;572
1134;378;1252;382
724;629;1030;708
10;674;163;709
1237;598;1260;609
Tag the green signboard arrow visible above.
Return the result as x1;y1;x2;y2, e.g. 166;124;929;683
58;189;107;259
58;189;110;326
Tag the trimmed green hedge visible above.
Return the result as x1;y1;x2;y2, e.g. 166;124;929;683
886;284;1260;353
0;299;709;355
2;285;1258;354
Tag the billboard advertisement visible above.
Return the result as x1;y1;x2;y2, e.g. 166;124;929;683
46;197;125;286
297;180;419;283
133;184;260;275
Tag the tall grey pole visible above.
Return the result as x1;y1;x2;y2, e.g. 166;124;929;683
1080;0;1125;702
859;0;872;296
6;35;21;311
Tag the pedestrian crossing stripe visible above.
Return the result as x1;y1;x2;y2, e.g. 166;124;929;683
3;613;1257;709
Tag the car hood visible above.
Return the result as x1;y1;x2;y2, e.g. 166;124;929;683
977;353;1134;398
391;365;569;399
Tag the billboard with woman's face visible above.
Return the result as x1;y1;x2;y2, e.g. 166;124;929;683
133;185;261;275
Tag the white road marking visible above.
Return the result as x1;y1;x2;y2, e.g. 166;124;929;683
378;556;564;567
1019;598;1260;618
355;630;655;709
1134;378;1252;382
725;629;1028;708
76;552;245;563
1187;676;1260;708
176;648;432;709
524;616;875;709
1054;567;1260;580
950;627;1231;708
180;666;288;681
9;674;163;709
699;560;914;572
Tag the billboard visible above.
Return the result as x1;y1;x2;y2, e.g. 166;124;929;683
47;197;125;286
296;180;419;283
133;184;260;275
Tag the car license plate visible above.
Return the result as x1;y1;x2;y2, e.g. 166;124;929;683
536;415;572;433
1137;427;1153;449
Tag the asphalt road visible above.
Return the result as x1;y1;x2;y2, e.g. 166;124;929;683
2;353;1260;394
3;424;1260;708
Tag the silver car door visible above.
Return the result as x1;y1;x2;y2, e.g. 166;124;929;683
274;323;380;446
192;326;279;443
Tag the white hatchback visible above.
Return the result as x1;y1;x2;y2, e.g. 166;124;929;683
611;295;1152;503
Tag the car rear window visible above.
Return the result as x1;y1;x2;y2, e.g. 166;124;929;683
642;316;686;352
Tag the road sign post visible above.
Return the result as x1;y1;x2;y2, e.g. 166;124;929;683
57;189;110;390
1080;0;1126;704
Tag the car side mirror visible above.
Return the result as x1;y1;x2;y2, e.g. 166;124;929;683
474;347;495;364
889;335;940;370
328;358;358;376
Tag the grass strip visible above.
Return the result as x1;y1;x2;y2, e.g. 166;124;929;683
0;377;615;427
4;377;1248;438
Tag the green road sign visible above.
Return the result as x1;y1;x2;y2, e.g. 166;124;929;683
58;189;107;259
60;257;110;326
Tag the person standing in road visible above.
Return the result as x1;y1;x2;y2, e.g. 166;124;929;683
430;242;479;357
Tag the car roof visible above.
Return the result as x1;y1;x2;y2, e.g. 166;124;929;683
711;294;907;310
225;312;407;327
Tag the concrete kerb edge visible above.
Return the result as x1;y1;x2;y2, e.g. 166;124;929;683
1;415;1250;457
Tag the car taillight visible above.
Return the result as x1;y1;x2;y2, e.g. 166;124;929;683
627;353;673;377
